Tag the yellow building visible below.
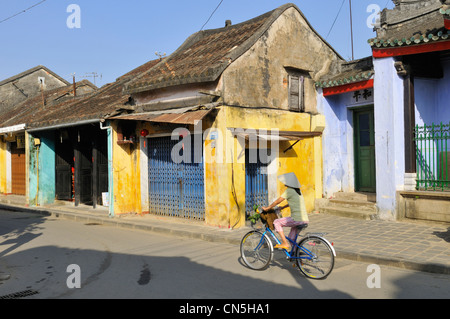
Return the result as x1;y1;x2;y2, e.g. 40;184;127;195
109;3;343;228
0;137;6;194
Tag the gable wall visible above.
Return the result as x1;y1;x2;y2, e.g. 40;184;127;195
221;7;341;112
0;69;68;111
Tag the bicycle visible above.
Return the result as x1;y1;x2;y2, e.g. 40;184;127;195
240;209;336;279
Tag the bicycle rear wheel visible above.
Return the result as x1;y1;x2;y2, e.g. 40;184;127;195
296;236;334;279
240;230;273;270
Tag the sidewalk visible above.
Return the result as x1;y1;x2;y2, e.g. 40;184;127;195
0;195;449;275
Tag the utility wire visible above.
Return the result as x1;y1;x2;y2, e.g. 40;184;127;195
200;0;224;31
0;0;47;24
325;0;346;40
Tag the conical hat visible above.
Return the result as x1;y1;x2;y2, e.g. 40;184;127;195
277;172;301;188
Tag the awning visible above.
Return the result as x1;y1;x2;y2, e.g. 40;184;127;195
109;103;217;125
231;129;322;141
0;124;26;135
149;108;213;125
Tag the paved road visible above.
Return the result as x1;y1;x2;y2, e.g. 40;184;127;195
0;209;449;300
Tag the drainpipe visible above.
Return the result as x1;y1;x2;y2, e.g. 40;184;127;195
100;120;114;218
35;144;40;206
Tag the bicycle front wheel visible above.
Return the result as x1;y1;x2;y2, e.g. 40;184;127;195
240;230;273;270
296;236;334;279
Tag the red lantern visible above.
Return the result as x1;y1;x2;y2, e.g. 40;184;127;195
140;129;149;137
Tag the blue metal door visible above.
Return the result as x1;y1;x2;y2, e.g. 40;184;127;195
148;135;205;220
245;148;268;215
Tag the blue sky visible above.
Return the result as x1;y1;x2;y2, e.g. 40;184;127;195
0;0;394;87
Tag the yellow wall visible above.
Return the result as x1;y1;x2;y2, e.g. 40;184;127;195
0;138;6;194
111;106;323;228
111;121;142;215
204;106;324;228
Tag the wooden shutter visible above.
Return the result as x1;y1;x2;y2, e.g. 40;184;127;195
289;74;304;112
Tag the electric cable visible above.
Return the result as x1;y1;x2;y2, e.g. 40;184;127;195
325;0;346;40
0;0;47;24
200;0;224;31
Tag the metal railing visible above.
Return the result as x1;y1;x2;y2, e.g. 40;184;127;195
414;122;450;191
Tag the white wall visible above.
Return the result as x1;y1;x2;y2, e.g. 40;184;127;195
415;57;450;126
317;91;356;197
373;57;405;220
414;56;450;185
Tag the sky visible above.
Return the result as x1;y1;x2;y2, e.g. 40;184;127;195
0;0;395;87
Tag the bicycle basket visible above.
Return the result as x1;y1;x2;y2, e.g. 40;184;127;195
259;208;279;230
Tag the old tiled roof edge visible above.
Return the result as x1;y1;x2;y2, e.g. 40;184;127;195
1;61;159;132
440;4;450;15
124;3;344;94
116;59;161;82
23;68;145;130
315;57;374;88
368;29;450;48
368;2;450;49
0;65;70;87
0;80;97;129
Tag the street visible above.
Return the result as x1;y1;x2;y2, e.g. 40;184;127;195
0;209;449;300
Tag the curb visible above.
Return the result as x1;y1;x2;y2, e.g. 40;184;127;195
336;251;450;275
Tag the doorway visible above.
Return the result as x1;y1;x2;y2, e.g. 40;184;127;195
354;107;376;192
11;142;26;195
55;125;108;207
147;135;205;220
245;148;269;215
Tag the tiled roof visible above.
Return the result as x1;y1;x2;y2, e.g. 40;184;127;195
441;4;450;16
125;11;273;94
316;57;374;89
25;59;160;129
369;0;449;49
0;80;96;129
125;3;340;94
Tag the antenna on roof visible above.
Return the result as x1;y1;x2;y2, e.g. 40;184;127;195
81;72;102;86
72;73;76;97
155;51;166;61
349;0;354;60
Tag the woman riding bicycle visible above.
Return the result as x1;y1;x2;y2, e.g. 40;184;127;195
261;172;309;250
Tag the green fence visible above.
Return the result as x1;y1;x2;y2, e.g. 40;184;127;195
414;122;450;191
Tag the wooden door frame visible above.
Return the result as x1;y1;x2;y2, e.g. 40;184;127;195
10;141;26;195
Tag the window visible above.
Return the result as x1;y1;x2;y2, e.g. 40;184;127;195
287;69;307;112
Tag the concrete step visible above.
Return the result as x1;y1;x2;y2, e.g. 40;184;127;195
321;206;377;220
327;199;377;212
0;195;26;206
333;192;376;203
318;192;378;220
